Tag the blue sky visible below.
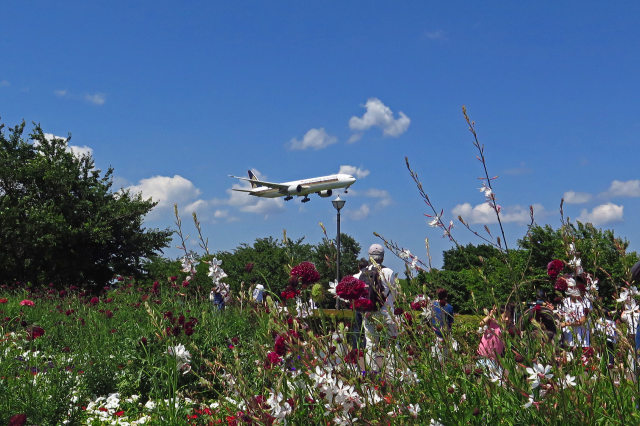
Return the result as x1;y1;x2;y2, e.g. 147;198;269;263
2;2;640;274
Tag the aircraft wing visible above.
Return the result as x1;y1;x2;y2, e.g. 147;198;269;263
229;175;309;191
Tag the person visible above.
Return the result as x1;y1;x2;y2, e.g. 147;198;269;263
477;304;514;380
250;277;265;304
210;287;225;310
631;260;640;354
558;275;592;350
361;244;398;362
350;258;370;349
431;288;454;338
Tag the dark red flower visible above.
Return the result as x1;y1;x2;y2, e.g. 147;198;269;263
89;297;99;306
344;348;364;364
274;335;287;356
105;310;114;319
336;276;368;301
280;287;299;300
352;298;375;312
182;280;190;288
245;262;255;273
28;326;45;340
290;261;321;285
394;307;404;315
8;414;26;426
547;259;565;279
554;277;568;292
265;351;282;368
115;410;124;417
0;298;7;303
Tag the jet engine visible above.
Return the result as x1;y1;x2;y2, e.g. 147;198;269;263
317;189;333;198
287;184;303;195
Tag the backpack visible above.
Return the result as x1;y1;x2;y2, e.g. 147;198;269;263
360;266;388;310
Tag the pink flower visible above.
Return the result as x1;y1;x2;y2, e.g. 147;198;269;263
0;298;7;303
19;300;34;306
336;276;368;301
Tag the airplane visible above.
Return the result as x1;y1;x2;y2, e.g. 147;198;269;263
230;170;356;203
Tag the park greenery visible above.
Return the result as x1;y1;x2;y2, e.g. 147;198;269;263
2;115;640;424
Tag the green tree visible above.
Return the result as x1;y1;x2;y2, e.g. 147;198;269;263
311;233;361;283
0;120;171;287
214;235;314;296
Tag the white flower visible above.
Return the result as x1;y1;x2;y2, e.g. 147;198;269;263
526;363;553;389
523;394;535;409
167;344;191;374
430;420;444;426
428;215;440;227
562;374;576;388
407;403;420;418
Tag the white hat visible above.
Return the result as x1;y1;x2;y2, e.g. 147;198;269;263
368;243;384;256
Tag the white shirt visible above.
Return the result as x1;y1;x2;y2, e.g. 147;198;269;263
560;296;592;347
252;284;264;302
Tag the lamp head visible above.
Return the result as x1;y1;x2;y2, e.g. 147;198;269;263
332;196;346;211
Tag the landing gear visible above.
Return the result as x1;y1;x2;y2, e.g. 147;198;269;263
344;186;350;194
284;196;293;201
301;196;310;203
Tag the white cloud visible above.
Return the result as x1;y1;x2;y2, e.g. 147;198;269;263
84;93;106;105
606;180;640;198
348;98;410;138
54;89;106;105
347;133;362;143
42;133;93;160
0;80;10;87
363;188;392;208
68;145;94;158
127;175;201;209
577;203;624;225
346;204;370;220
563;191;592;204
424;30;447;40
452;202;543;225
338;165;370;179
289;128;337;150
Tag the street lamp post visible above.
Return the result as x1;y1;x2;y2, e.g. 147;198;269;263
332;196;345;308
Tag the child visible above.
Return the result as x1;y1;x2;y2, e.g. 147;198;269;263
477;304;514;380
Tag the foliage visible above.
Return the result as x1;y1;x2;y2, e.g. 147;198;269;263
0;120;171;288
311;233;362;283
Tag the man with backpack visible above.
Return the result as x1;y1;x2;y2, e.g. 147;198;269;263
360;244;398;362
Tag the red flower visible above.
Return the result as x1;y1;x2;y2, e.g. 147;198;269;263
19;299;34;306
105;310;114;319
115;410;124;417
547;259;565;279
8;414;26;426
89;297;99;306
336;276;368;301
182;280;190;288
0;298;8;303
352;298;375;312
280;287;299;300
265;351;282;368
245;262;254;273
28;326;45;340
290;261;320;285
554;277;568;292
344;348;364;364
274;335;287;355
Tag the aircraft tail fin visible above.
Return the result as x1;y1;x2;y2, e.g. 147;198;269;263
248;170;259;188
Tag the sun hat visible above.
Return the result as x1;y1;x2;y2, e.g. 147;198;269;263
368;244;384;256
